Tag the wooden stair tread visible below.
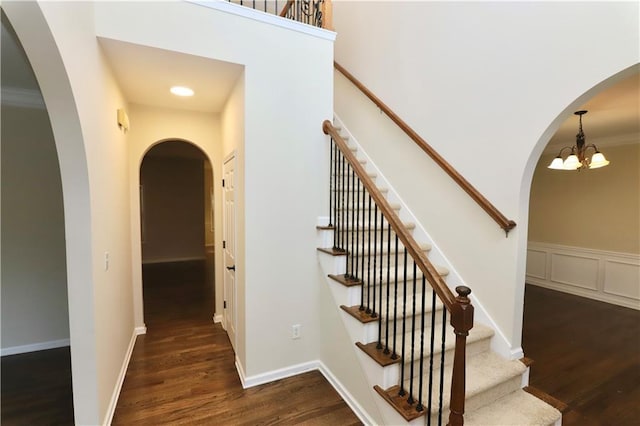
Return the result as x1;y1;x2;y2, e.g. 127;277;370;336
374;385;425;421
341;305;378;323
355;341;402;367
327;274;362;287
317;247;346;256
523;386;569;413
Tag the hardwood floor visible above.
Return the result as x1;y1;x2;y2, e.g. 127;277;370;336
1;347;74;425
112;260;361;425
523;284;640;426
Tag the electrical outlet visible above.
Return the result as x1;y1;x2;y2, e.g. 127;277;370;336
292;324;301;339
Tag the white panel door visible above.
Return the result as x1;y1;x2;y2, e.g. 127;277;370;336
223;154;237;351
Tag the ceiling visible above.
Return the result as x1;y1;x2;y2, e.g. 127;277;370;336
545;73;639;154
98;38;243;113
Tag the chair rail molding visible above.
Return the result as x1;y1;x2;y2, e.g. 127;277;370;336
526;242;640;310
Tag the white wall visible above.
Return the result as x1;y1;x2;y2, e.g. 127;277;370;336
1;104;69;354
127;103;222;332
94;1;335;380
333;1;639;356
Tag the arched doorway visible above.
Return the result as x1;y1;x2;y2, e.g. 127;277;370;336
139;140;216;327
521;66;640;424
1;4;96;424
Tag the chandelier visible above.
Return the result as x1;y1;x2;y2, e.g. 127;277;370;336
548;110;610;171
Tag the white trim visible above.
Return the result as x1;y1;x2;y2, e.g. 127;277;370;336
1;86;46;109
317;361;377;426
142;256;206;264
238;358;318;389
103;329;138;426
527;242;640;310
187;0;336;41
1;338;70;356
213;314;223;323
135;325;147;335
317;215;330;227
234;356;248;387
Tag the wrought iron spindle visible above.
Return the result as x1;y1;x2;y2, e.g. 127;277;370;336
365;194;372;313
333;141;340;250
328;140;333;228
408;260;417;404
427;289;437;425
371;204;378;318
349;166;356;279
340;151;346;253
416;275;427;413
391;234;399;359
377;210;384;348
438;309;447;426
383;224;392;354
359;185;366;310
354;177;361;283
344;162;352;278
399;247;408;397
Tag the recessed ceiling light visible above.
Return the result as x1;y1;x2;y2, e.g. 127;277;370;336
170;86;194;97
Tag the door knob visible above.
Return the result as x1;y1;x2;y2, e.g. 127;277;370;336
226;265;236;271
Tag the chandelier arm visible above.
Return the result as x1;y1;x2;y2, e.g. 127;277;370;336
555;146;574;158
584;144;600;154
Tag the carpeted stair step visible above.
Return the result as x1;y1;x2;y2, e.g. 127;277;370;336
464;389;562;425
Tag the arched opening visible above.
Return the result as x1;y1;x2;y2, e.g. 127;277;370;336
139;140;216;328
1;3;97;424
1;12;73;423
521;67;639;424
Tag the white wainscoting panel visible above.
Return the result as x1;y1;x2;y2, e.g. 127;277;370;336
527;242;640;310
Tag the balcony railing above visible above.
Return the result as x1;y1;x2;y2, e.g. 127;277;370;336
227;0;332;29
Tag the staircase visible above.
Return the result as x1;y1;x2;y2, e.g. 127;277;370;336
317;116;563;425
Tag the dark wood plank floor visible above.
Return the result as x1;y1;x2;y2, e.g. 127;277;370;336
112;260;361;425
523;284;640;426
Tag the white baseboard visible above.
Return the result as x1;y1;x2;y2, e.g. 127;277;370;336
135;325;147;335
213;314;223;323
317;361;377;426
1;338;70;356
103;329;138;426
527;242;640;310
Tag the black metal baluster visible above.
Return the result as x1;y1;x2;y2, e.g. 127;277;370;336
354;177;360;284
371;204;378;318
438;309;447;426
344;162;352;278
349;166;356;280
408;260;417;405
328;140;333;228
427;289;437;426
340;151;346;253
332;143;339;250
383;222;391;354
377;210;384;348
359;185;366;311
391;234;399;359
365;194;372;313
399;247;408;397
416;275;427;413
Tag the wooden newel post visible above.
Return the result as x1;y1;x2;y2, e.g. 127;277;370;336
448;286;474;426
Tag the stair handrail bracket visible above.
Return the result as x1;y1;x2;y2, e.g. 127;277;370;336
333;62;516;236
322;119;474;424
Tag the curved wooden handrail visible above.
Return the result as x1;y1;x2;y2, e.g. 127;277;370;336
334;62;517;235
323;120;457;310
279;0;295;17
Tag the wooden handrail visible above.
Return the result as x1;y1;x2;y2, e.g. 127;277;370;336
323;120;457;310
334;62;517;235
279;0;294;17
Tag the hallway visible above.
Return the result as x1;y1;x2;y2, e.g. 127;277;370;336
112;260;360;424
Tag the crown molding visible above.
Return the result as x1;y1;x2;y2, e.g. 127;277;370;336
1;86;45;109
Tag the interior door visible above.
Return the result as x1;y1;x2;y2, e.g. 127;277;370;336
222;154;237;351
